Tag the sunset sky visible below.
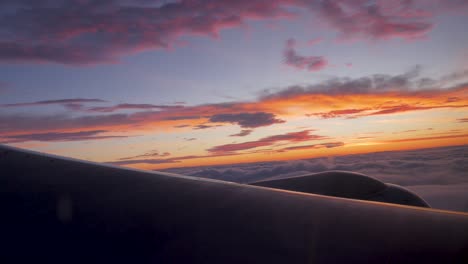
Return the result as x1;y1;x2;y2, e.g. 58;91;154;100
0;0;467;170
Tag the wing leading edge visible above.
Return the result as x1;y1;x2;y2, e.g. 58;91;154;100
1;144;467;263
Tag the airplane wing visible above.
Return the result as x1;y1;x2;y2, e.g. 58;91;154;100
249;171;431;208
1;144;468;263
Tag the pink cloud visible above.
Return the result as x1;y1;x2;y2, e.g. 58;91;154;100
2;0;465;64
307;38;323;46
208;130;327;153
312;0;434;41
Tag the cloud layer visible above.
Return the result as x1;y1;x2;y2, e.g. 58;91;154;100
164;145;468;212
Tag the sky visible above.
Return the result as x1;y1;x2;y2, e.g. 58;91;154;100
0;0;467;170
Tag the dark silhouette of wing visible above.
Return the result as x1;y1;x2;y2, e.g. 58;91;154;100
250;171;430;207
1;144;467;263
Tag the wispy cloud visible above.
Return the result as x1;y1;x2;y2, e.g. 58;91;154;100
208;130;327;153
1;98;106;107
307;38;323;46
0;130;127;143
276;141;344;152
283;38;327;72
109;158;180;165
308;108;369;119
230;129;253;137
312;0;434;41
119;150;171;161
87;104;183;113
108;152;241;166
193;124;222;130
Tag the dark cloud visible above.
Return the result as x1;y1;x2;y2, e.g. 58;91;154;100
308;108;369;119
162;115;205;121
355;136;374;140
438;69;468;84
109;151;241;166
174;124;191;128
1;98;106;107
209;112;284;128
119;150;171;160
193;124;221;130
276;141;344;152
207;130;327;153
393;129;418;134
309;103;468;119
283;38;327;72
368;104;436;115
63;103;85;111
230;129;253;137
0;130;127;143
261;65;423;99
87;103;183;113
164;145;468;212
1;0;465;64
109;158;180;165
458;118;468;123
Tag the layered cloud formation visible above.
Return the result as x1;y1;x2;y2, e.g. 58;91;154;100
1;0;467;64
1;66;467;140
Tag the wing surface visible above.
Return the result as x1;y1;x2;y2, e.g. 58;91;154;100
1;145;467;263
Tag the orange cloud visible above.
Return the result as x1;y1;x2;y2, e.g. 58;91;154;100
1;70;467;141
